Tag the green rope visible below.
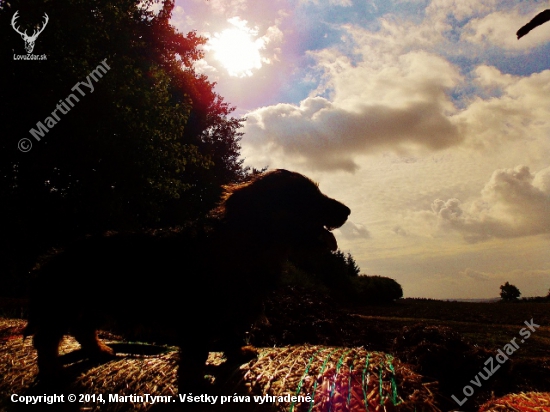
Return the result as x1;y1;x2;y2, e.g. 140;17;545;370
308;348;339;412
328;349;352;412
379;364;384;406
346;353;358;409
386;354;400;405
361;353;370;412
289;348;326;412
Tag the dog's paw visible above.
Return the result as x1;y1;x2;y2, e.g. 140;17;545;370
223;345;259;366
239;345;259;362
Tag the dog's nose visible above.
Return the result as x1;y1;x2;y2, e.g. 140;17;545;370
342;204;351;217
334;201;351;219
325;200;351;227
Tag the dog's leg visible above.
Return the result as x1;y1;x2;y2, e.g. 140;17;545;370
73;328;115;359
178;343;210;393
33;329;64;378
224;344;259;364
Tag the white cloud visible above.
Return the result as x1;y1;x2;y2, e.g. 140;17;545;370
207;0;248;15
243;46;464;172
462;9;550;51
299;0;353;6
243;12;550;172
243;96;462;172
336;221;371;239
432;165;550;242
456;67;550;151
459;268;494;281
169;5;196;33
426;0;498;22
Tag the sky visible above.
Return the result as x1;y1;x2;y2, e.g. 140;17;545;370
169;0;550;299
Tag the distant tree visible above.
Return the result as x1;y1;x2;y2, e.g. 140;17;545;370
288;250;403;304
289;249;362;299
345;253;360;277
500;282;521;302
354;275;403;303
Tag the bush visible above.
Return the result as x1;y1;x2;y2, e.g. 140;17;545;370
500;282;521;302
354;275;403;304
288;250;403;304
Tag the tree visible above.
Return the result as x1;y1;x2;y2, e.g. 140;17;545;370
517;9;550;39
288;249;362;299
345;253;360;277
500;282;521;302
0;0;247;295
354;275;403;303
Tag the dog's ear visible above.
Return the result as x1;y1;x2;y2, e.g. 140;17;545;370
221;181;268;225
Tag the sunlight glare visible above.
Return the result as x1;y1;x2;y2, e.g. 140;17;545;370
209;27;263;77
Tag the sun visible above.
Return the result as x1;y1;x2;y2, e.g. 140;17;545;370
209;27;263;77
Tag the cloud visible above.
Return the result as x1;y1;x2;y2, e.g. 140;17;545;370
299;0;353;6
206;0;248;15
432;165;550;242
426;0;498;22
459;268;494;281
392;225;408;236
241;4;547;172
243;48;464;172
462;8;550;51
454;67;550;151
336;221;371;239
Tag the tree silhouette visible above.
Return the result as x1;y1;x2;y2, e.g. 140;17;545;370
500;282;521;301
0;0;246;295
517;9;550;39
345;253;361;277
355;275;403;303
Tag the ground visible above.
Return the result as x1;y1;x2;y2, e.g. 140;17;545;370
1;288;549;411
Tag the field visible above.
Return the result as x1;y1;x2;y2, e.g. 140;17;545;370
254;290;550;411
354;299;550;359
1;293;549;411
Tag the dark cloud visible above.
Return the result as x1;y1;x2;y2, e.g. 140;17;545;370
244;97;462;172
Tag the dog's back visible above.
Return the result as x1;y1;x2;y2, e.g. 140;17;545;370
26;231;198;342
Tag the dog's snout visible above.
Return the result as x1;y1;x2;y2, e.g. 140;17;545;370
332;198;351;218
341;203;351;218
323;198;351;229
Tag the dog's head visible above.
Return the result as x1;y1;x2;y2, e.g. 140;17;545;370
218;169;350;251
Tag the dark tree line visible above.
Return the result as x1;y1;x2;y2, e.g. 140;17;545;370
499;282;550;303
289;250;403;304
0;0;248;295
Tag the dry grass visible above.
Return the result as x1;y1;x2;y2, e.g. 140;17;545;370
1;318;440;412
0;318;180;411
478;391;550;411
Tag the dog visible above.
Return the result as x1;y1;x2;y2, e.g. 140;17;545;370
24;169;350;388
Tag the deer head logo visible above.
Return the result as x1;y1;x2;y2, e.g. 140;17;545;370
11;11;49;54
